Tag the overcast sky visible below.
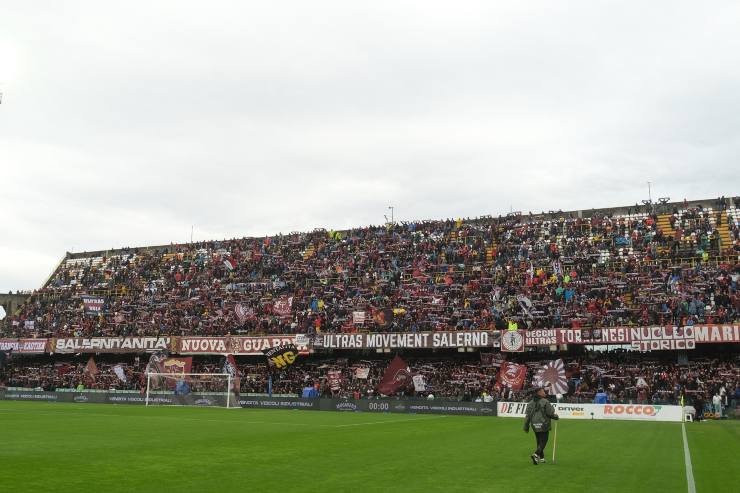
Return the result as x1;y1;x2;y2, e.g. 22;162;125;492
1;1;739;292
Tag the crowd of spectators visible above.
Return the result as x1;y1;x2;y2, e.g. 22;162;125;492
2;198;739;340
2;352;737;414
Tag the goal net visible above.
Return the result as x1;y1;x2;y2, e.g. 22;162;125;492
145;373;240;408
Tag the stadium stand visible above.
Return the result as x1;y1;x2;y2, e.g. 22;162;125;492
0;196;738;416
1;197;738;339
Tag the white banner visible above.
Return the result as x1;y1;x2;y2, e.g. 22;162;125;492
413;375;426;392
497;401;684;422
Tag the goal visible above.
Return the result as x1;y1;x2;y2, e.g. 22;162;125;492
145;372;240;408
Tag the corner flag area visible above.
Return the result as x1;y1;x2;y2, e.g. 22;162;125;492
1;402;737;492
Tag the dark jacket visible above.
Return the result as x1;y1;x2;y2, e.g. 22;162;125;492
524;396;559;433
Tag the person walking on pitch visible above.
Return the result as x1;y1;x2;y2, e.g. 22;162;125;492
523;386;559;465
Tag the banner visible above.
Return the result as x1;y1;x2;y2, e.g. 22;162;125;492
81;296;105;316
497;402;684;422
501;330;525;352
372;308;394;328
327;370;343;391
377;355;411;395
412;374;426;392
263;344;299;369
354;367;370;379
0;391;498;415
524;325;740;348
498;362;526;390
161;357;193;375
177;336;309;355
0;339;47;354
319;331;500;350
352;311;366;325
273;296;293;317
13;325;740;357
52;337;172;354
533;359;568;395
480;352;504;367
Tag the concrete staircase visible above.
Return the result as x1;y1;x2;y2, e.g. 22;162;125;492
302;244;315;260
656;214;675;236
716;213;732;252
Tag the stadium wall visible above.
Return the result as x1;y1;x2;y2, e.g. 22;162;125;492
497;401;685;422
0;390;498;416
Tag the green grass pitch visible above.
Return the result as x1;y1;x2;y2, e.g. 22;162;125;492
1;401;738;492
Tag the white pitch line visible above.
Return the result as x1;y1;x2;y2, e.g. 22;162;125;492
681;422;696;493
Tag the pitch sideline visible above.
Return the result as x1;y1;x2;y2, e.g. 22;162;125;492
681;422;696;493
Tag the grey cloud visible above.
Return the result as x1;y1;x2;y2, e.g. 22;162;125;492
1;1;739;291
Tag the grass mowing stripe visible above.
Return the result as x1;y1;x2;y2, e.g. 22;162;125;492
0;405;446;428
333;415;448;427
681;422;696;493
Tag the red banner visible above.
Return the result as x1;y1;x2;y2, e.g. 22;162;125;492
498;362;527;390
525;325;740;348
177;336;309;355
0;339;47;354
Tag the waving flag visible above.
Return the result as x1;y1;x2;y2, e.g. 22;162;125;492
534;359;568;395
377;355;411;395
222;354;238;377
223;257;237;271
113;364;127;383
498;362;527;390
235;304;254;323
83;356;99;382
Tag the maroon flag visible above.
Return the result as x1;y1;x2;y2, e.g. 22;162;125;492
533;359;568;395
498;361;526;390
83;356;99;382
377;355;411;395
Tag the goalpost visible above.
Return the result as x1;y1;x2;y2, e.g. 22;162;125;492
145;372;240;408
